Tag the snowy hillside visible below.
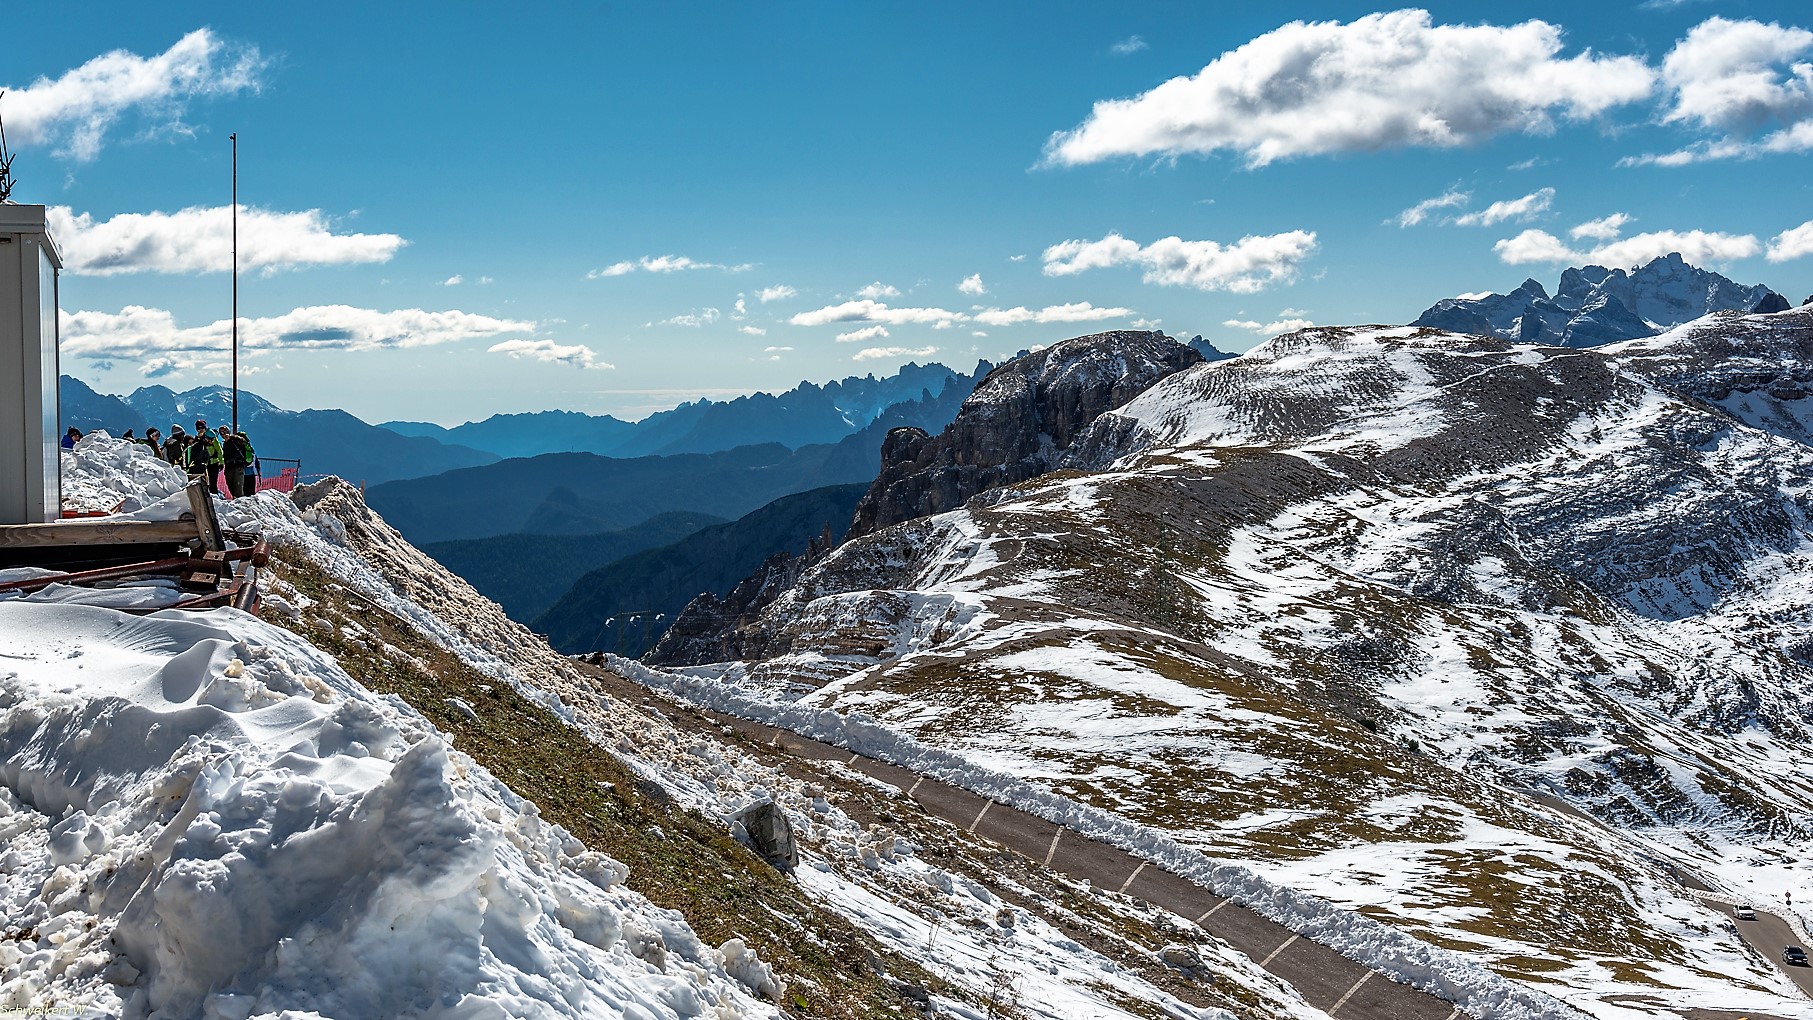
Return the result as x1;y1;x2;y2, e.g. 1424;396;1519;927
3;434;1336;1019
659;313;1813;1019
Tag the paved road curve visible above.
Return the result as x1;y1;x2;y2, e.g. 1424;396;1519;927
578;663;1473;1019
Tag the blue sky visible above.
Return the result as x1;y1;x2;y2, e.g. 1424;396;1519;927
7;1;1812;424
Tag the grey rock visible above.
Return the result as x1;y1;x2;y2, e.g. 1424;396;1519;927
732;798;798;872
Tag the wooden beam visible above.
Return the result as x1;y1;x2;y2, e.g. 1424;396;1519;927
0;519;203;549
185;481;225;552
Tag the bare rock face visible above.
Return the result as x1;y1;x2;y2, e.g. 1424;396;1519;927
844;330;1201;541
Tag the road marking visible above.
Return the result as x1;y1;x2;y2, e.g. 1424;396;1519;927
1196;898;1232;925
847;751;860;765
1043;827;1062;868
1118;861;1148;894
906;776;925;798
1442;1009;1461;1020
968;800;992;833
1329;971;1371;1016
1261;934;1298;967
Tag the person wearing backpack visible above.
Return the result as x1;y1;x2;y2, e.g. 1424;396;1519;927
222;425;253;498
192;420;225;495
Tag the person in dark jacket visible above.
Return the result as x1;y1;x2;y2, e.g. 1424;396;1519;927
222;425;252;498
61;427;82;449
143;428;164;460
164;425;188;465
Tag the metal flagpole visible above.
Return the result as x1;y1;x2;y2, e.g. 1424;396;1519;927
231;132;239;432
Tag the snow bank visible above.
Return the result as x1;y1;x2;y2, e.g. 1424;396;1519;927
60;431;190;513
604;655;1588;1020
0;602;780;1019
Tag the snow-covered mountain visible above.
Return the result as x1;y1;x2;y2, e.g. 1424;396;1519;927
5;434;1367;1019
655;313;1813;1017
1413;252;1791;347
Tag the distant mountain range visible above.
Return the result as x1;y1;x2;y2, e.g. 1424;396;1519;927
383;361;990;460
1412;252;1793;347
533;483;869;657
59;377;500;486
365;370;980;545
420;510;725;621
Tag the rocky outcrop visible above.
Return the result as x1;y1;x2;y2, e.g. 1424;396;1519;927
1413;253;1788;348
844;330;1201;541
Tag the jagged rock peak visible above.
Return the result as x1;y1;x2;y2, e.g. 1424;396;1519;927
1412;253;1788;349
844;330;1201;542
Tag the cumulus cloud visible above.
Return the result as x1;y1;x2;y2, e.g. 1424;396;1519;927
1626;17;1813;164
1453;188;1556;227
1109;35;1149;56
587;255;751;279
441;275;463;286
1768;220;1813;262
1494;227;1761;267
61;304;538;369
488;339;609;370
1043;10;1654;168
46;205;405;276
834;325;891;343
738;325;767;336
757;285;797;303
1041;230;1317;292
1570;213;1633;241
958;273;987;296
1223;316;1316;334
855;281;901;299
1394;188;1469;227
792;300;963;328
971;302;1133;326
852;345;939;362
660;308;720;328
0;29;265;162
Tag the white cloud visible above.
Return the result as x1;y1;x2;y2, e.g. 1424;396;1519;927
971;302;1133;326
1130;317;1162;329
1768;220;1813;262
478;276;494;285
763;345;793;353
1453;188;1555;227
488;339;609;370
852;345;939;362
792;300;964;328
1223;316;1315;334
1007;254;1028;262
586;255;751;279
1661;17;1813;132
738;325;767;336
1041;230;1317;293
1109;35;1149;56
758;284;797;302
660;308;720;328
61;304;538;369
855;281;901;299
1570;213;1633;241
1394;188;1469;228
1043;10;1654;167
958;273;987;296
441;275;463;286
0;29;265;162
46;205;405;276
733;297;748;319
1627;18;1813;165
1494;227;1761;267
834;325;891;343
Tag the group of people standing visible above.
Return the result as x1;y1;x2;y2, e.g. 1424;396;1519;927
67;419;261;498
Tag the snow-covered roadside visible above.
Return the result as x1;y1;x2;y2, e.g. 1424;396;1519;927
603;654;1590;1020
17;436;1302;1019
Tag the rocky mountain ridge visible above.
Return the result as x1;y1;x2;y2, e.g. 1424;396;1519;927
1413;251;1790;347
651;310;1813;1016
